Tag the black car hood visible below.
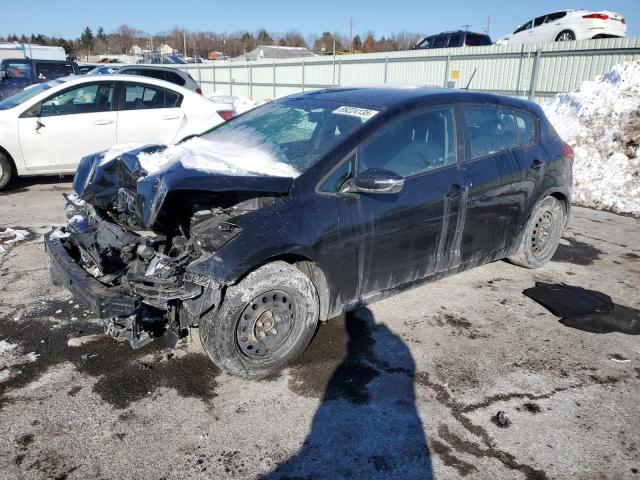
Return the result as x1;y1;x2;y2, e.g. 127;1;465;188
73;145;294;228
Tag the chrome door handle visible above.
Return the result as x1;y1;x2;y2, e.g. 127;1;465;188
161;114;180;120
93;119;114;125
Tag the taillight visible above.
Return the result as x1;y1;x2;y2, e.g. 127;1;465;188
582;13;609;20
562;143;574;160
195;87;203;95
217;110;234;121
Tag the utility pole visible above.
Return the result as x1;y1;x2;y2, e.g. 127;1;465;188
183;32;187;58
462;24;472;31
486;15;491;35
349;17;353;53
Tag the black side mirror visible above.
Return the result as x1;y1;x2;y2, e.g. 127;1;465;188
342;168;405;194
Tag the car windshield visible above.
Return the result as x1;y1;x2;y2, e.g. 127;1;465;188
0;78;65;110
199;98;382;173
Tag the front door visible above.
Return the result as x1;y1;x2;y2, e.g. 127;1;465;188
18;81;116;171
334;106;466;301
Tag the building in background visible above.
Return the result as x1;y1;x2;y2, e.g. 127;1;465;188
234;45;317;61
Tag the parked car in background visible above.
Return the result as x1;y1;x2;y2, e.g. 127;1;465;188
497;10;627;44
0;58;78;99
0;74;235;189
412;30;492;49
44;87;573;379
87;64;202;94
77;63;102;75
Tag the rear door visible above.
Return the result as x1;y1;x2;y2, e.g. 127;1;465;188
18;81;116;171
458;105;538;262
115;81;184;144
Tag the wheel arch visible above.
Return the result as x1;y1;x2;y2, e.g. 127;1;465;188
0;144;18;175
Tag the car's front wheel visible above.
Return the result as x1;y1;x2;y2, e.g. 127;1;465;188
200;261;319;379
556;30;576;41
509;196;566;269
0;153;12;191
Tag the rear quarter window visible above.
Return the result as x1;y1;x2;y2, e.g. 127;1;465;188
514;110;537;145
35;63;75;81
165;71;186;86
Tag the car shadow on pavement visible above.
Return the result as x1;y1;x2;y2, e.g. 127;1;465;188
262;307;434;479
0;175;72;196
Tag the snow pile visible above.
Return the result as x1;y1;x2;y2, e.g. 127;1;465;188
207;93;267;114
137;132;299;178
0;339;38;383
543;61;640;214
0;227;31;255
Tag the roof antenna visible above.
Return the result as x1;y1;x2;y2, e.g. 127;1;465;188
465;68;478;90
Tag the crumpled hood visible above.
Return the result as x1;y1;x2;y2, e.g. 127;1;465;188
73;144;294;228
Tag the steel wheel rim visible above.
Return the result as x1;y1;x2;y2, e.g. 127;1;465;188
236;289;295;359
531;209;556;257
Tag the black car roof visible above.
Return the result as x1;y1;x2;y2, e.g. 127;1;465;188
286;86;538;113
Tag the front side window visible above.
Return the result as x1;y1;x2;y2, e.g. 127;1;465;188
432;35;449;48
319;154;355;193
464;106;518;158
465;34;492;46
448;33;462;47
119;83;181;110
201;99;379;173
358;107;457;177
40;82;114;117
415;36;436;49
514;20;533;34
534;16;547;27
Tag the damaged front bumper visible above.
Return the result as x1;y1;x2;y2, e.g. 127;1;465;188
44;196;222;349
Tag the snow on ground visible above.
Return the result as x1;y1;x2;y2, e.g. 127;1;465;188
0;339;38;383
137;133;299;178
0;228;32;256
543;61;640;214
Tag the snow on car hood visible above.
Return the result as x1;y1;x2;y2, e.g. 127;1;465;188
136;136;299;178
73;137;297;228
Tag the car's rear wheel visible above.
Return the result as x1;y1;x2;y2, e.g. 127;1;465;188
199;261;319;379
0;153;12;191
556;30;576;41
509;196;566;269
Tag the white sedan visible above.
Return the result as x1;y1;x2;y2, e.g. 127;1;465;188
0;74;235;189
497;9;627;45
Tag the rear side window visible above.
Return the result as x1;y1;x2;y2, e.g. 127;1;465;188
514;110;537;145
463;106;519;158
119;83;182;110
35;63;75;81
448;32;462;47
545;12;567;23
165;71;186;86
465;34;492;46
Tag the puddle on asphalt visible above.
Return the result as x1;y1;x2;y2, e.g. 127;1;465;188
523;282;640;334
552;237;603;266
286;313;380;404
0;301;220;409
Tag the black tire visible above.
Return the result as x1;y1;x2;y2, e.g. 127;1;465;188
200;261;319;379
509;196;566;269
0;153;12;191
555;30;576;42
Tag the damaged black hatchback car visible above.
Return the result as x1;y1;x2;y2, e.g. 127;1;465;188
45;87;573;379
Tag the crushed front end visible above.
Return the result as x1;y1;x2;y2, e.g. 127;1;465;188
45;193;225;348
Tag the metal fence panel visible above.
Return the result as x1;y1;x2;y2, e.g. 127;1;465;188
172;37;640;104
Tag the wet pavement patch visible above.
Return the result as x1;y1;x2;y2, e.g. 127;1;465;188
0;305;220;409
523;282;640;335
552;237;603;266
286;312;380;403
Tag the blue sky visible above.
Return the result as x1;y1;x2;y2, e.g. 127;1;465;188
1;0;639;40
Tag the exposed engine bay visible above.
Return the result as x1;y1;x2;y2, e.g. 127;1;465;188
50;191;283;349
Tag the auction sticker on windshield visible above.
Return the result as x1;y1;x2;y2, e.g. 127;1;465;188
333;106;379;120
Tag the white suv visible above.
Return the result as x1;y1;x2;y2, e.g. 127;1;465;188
497;10;627;45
